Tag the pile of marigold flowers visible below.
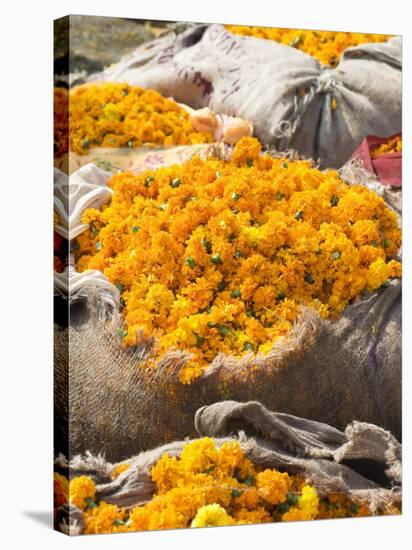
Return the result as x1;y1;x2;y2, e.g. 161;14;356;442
225;26;392;67
370;135;402;159
69;83;213;154
54;437;390;534
75;137;401;383
54;87;69;157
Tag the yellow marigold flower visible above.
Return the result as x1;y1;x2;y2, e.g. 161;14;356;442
232;486;260;510
191;503;234;528
179;437;220;473
281;506;312;522
256;469;291;505
83;501;127;534
111;437;378;532
231;136;262;165
371;135;402;158
69;83;213;154
233;506;271;524
298;485;319;518
225;26;392;67
68;476;96;510
366;257;390;289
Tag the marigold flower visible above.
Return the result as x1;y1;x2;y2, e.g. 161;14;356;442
69;83;213;154
59;438;378;534
256;469;291;505
370;136;402;158
191;503;234;527
69;476;96;510
225;26;392;67
76;137;401;383
83;502;127;534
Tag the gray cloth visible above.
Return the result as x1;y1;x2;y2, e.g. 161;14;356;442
55;400;401;522
91;24;401;168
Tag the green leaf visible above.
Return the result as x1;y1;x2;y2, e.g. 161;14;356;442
277;292;286;301
170;177;182;188
231;489;241;498
243;476;255;486
246;159;254;167
158;203;168;211
115;280;124;293
202;239;212;253
330;195;339;207
85;498;97;509
231;192;241;201
117;328;128;338
211;253;223;265
131;226;140;234
218;281;228;291
278;502;290;514
216;324;230;337
196;334;205;346
286;493;299;505
185;256;196;268
243;342;254;351
304;272;315;284
231;289;241;299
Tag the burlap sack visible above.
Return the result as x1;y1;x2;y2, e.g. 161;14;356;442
54;400;401;534
54;148;401;462
90;24;401;169
54;274;401;462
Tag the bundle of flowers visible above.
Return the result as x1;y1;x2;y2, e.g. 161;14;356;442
75;137;401;384
54;437;393;534
225;26;392;67
69;83;214;155
370;135;402;159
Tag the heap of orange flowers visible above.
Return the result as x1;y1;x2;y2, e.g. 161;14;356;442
370;135;402;159
54;437;393;535
69;83;213;154
54;87;69;157
75;138;401;383
225;26;392;67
